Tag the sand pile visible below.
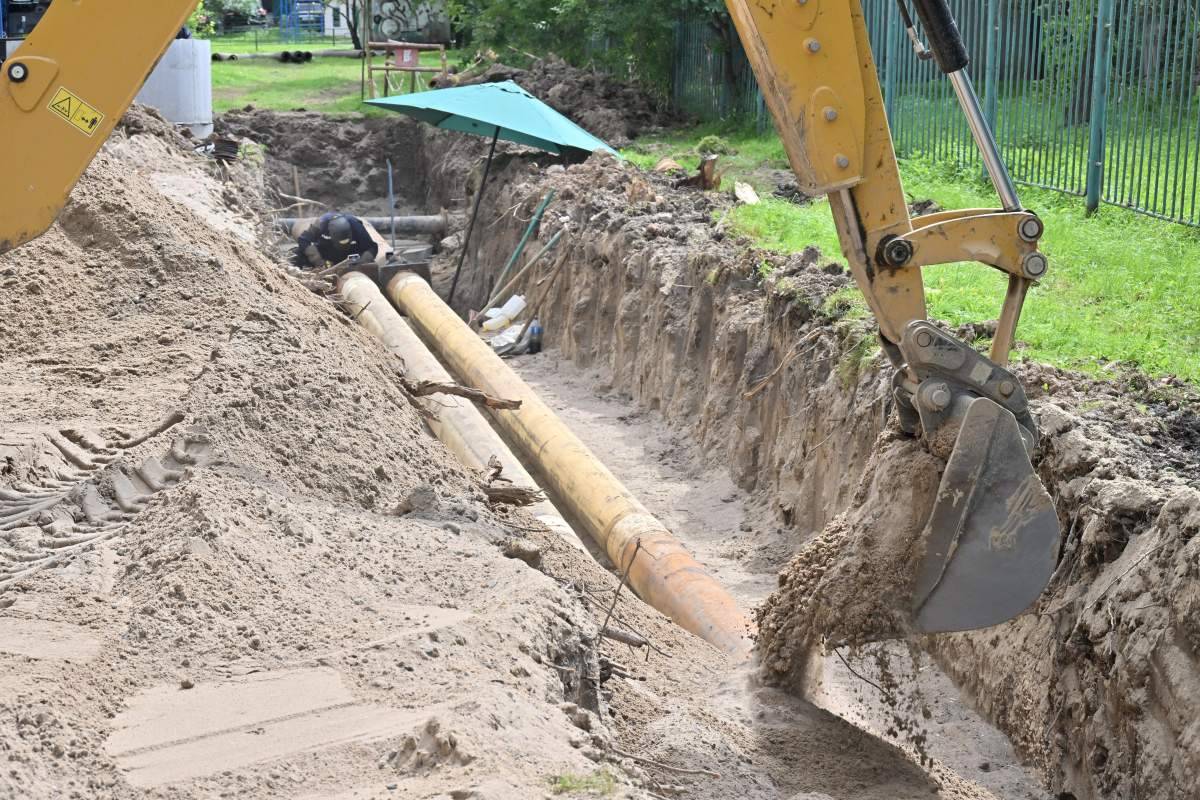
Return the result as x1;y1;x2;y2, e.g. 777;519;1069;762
0;107;649;799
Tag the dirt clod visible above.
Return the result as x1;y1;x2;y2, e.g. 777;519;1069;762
502;537;543;567
756;432;940;683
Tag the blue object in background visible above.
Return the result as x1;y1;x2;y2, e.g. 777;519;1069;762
279;0;324;43
1;0;7;40
529;320;544;355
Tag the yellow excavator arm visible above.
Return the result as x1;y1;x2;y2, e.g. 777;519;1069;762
0;0;198;253
726;0;1061;633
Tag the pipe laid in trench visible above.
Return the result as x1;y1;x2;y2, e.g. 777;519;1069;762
385;272;753;657
338;272;584;552
280;214;448;238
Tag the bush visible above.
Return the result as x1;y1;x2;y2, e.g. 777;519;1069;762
211;0;262;15
447;0;732;101
696;134;736;156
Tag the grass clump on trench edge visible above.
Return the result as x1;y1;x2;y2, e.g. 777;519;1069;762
549;769;617;795
624;124;1200;384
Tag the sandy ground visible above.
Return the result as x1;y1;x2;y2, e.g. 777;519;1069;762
510;349;1054;800
0;111;638;800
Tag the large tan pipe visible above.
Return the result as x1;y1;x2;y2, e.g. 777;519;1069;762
339;272;584;552
386;272;752;656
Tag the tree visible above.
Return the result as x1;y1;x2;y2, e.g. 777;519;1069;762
324;1;363;50
445;0;737;100
189;1;216;36
209;0;263;16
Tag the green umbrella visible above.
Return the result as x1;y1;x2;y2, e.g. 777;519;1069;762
367;81;616;305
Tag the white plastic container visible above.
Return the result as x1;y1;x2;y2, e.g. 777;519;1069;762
481;295;527;332
136;39;214;138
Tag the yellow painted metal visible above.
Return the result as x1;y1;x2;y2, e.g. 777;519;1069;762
728;0;924;345
725;0;866;193
903;212;1039;277
0;0;197;253
386;272;753;657
339;271;585;552
727;0;1048;364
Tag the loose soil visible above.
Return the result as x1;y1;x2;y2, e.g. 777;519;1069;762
512;350;1053;800
1;107;988;800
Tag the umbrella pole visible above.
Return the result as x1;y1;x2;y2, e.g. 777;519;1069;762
387;158;397;253
447;126;500;308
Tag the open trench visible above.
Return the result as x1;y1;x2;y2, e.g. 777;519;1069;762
510;350;1052;800
214;109;1200;800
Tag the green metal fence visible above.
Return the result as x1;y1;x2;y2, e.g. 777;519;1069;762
674;1;1200;226
671;21;766;128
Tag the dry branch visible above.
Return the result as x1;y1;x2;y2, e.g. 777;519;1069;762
601;625;648;648
403;379;522;410
609;746;721;779
483;484;543;506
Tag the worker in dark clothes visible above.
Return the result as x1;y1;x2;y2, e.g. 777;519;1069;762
292;212;379;270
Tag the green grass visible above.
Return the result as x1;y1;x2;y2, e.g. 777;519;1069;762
212;50;456;114
549;770;616;795
724;197;840;255
622;124;1200;383
623;122;791;184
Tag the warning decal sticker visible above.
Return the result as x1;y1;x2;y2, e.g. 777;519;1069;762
47;87;105;137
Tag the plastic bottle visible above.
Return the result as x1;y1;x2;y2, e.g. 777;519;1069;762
529;319;543;354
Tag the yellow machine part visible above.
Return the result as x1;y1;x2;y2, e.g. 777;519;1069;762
725;0;1045;365
0;0;197;254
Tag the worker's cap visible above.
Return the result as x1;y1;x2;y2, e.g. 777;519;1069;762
322;214;354;246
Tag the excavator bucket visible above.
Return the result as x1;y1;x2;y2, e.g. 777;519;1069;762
911;397;1060;633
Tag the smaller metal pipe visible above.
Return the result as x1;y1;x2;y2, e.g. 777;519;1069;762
947;69;1021;212
492;189;555;299
278;214;448;236
386;159;397;251
480;229;564;315
981;0;1001;183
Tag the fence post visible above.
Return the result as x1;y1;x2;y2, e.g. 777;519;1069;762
983;0;1000;129
1085;0;1115;215
671;21;681;115
883;0;897;121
